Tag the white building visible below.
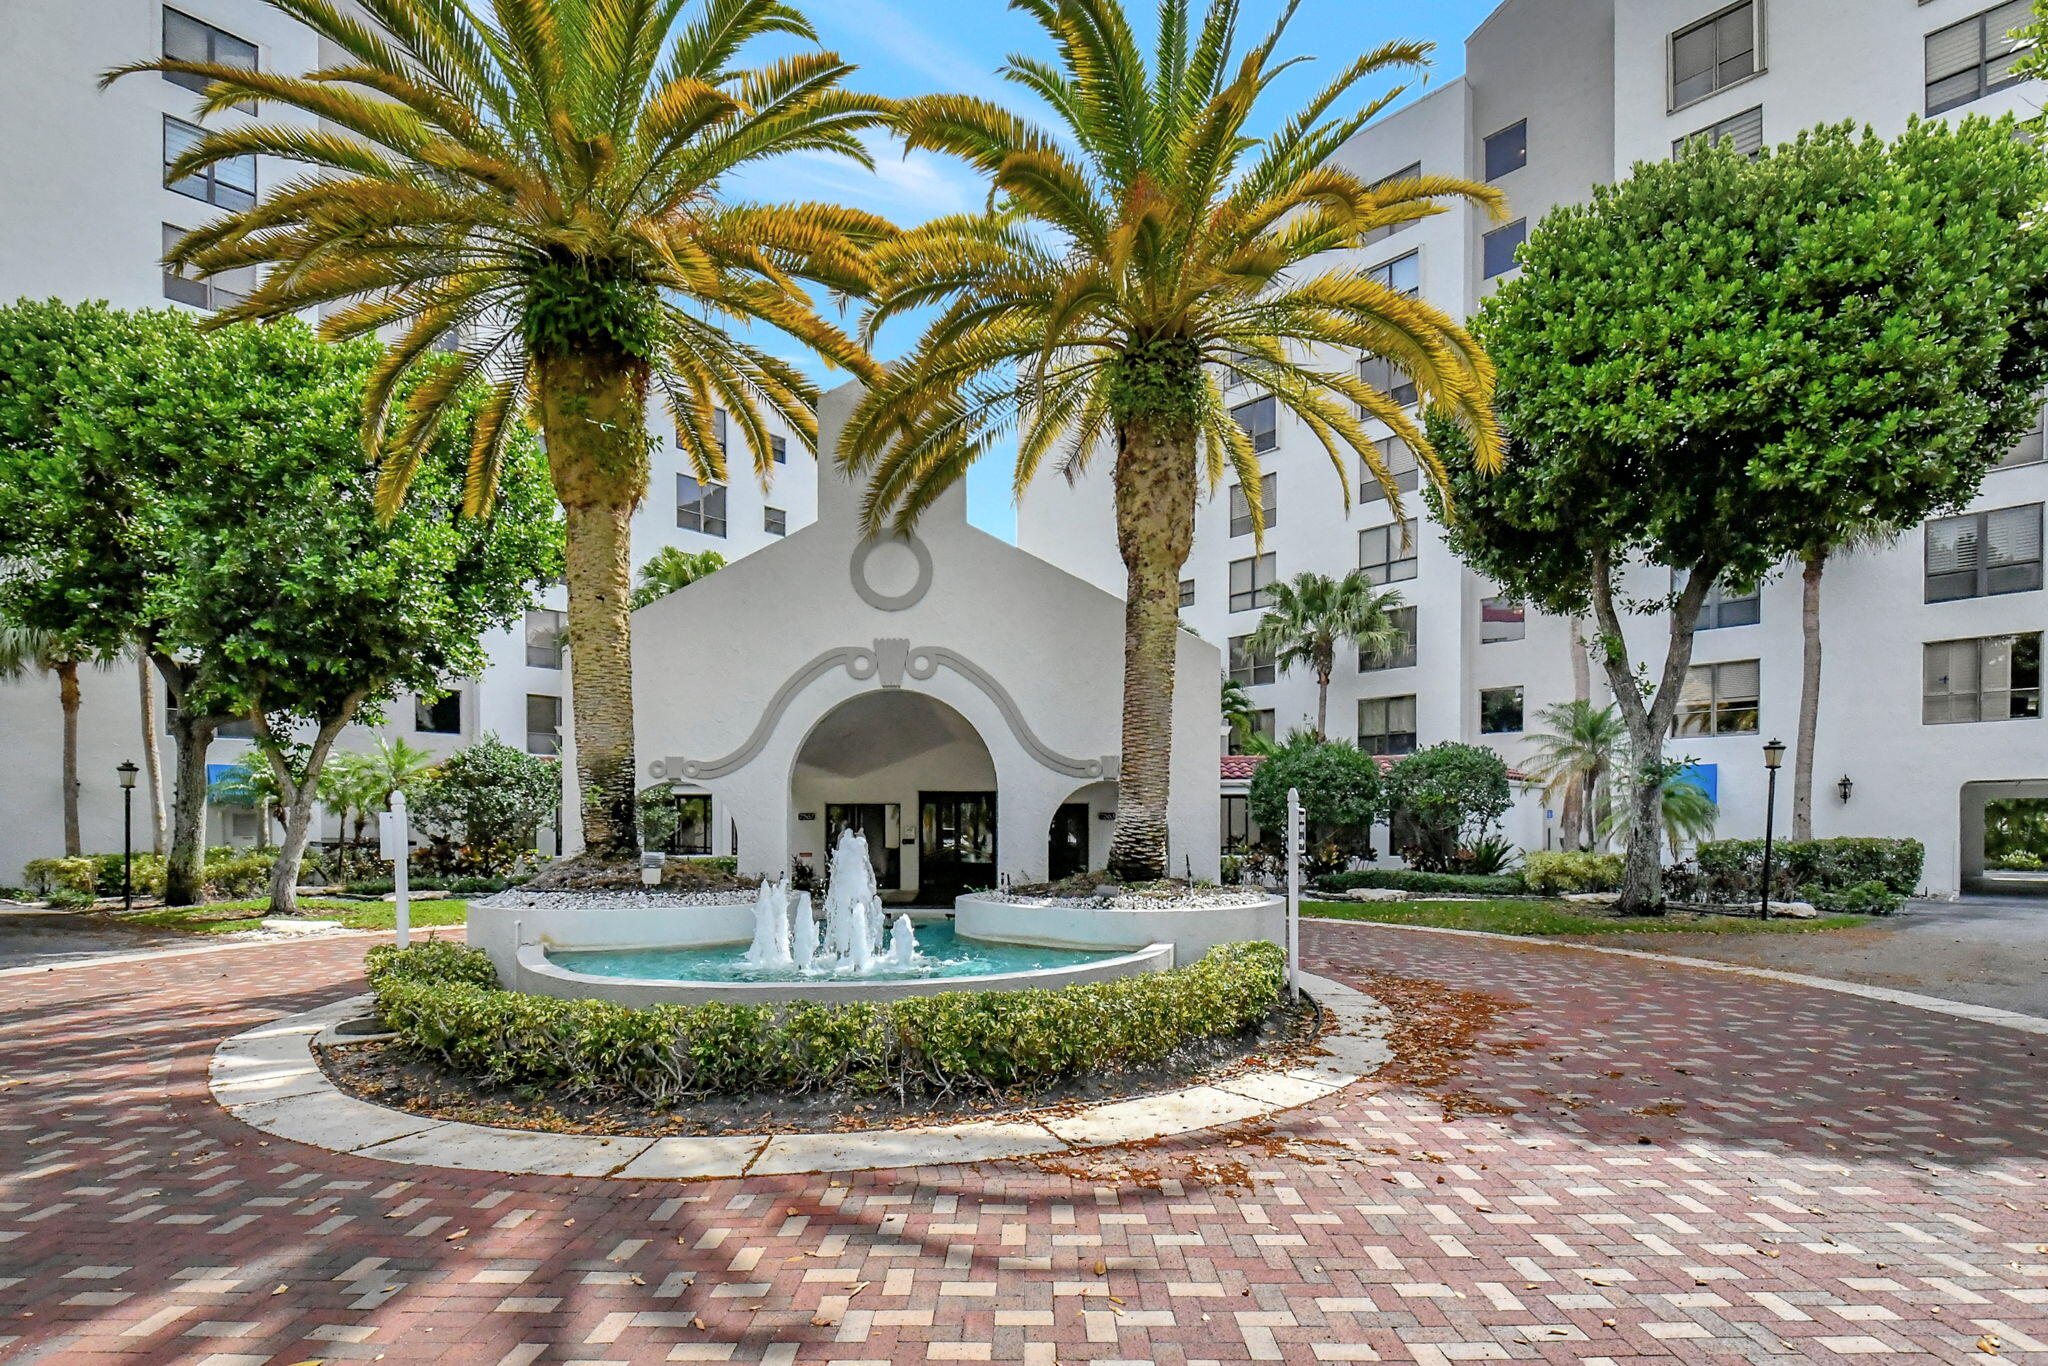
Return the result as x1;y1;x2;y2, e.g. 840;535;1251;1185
0;0;808;879
1021;0;2048;896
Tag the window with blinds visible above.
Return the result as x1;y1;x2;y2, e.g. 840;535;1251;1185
1924;633;2042;724
1359;356;1418;410
1998;397;2047;469
1228;553;1276;613
161;223;255;310
676;475;728;536
1365;162;1422;244
1228;710;1275;756
1361;435;1419;504
1926;1;2030;114
1675;105;1764;159
1359;695;1418;755
164;116;255;210
1231;395;1277;454
163;7;258;92
1362;606;1418;671
1674;567;1762;629
1676;659;1760;736
1360;520;1418;585
1228;473;1276;538
524;609;565;668
1925;504;2043;601
1671;2;1758;108
1367;250;1421;297
1227;634;1276;687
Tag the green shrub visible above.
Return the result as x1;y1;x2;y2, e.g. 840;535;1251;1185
43;887;96;909
1523;850;1625;895
1799;880;1902;915
1993;851;2045;872
1384;742;1513;871
1310;869;1526;896
369;940;1285;1104
1695;837;1923;902
24;857;98;897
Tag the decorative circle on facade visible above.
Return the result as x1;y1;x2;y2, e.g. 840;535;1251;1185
850;533;933;611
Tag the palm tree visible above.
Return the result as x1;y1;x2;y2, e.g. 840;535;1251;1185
111;0;893;860
631;547;727;609
1220;673;1256;747
207;752;283;848
324;738;439;847
1791;525;1896;840
839;0;1504;878
1524;699;1625;853
1246;571;1405;740
0;622;101;857
1601;755;1717;863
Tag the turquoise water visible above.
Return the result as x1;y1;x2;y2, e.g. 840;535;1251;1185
546;920;1123;984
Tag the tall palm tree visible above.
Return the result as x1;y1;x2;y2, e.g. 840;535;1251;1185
839;0;1504;878
110;0;893;860
631;546;727;609
1791;525;1896;840
1245;571;1405;740
0;623;101;857
1524;698;1625;853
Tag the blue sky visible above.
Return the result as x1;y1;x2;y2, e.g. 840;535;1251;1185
728;0;1501;540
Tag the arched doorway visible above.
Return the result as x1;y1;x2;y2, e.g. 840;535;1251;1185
1048;779;1118;883
790;691;997;905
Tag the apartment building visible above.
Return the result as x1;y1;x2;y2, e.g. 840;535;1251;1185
0;0;811;879
1020;0;2048;896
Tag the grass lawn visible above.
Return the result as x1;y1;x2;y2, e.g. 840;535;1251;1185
117;897;469;936
1303;899;1875;937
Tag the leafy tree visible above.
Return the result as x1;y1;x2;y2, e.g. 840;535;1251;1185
1438;118;2048;912
1246;571;1406;739
631;547;727;610
110;0;894;862
1523;699;1625;853
413;735;560;875
0;619;106;856
840;0;1504;879
1384;741;1512;871
1247;732;1383;860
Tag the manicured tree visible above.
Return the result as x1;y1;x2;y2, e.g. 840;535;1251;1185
1439;118;2048;912
841;0;1505;879
109;0;893;861
1245;572;1406;740
1246;732;1384;860
631;547;727;609
1383;741;1511;871
412;736;561;875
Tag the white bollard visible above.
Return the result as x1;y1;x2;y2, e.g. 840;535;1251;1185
1286;786;1302;1003
379;790;411;949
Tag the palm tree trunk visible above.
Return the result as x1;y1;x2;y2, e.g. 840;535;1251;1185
1105;416;1198;881
138;659;167;855
534;351;651;863
1792;550;1824;842
1569;614;1591;704
57;660;81;858
1315;668;1331;741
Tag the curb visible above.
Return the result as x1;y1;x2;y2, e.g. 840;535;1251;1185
1307;915;2048;1035
207;973;1390;1179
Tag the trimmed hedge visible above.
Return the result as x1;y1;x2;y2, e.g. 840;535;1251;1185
367;940;1286;1104
1522;851;1624;895
1310;869;1526;897
1694;837;1923;905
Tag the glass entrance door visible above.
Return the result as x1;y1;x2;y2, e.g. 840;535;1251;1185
1048;802;1089;882
917;791;997;903
824;803;901;890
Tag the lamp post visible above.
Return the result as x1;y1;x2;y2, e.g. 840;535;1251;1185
116;761;139;912
1759;738;1786;920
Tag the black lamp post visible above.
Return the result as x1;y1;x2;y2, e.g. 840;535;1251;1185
116;761;139;912
1759;738;1786;920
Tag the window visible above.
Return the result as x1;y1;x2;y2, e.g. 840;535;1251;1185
676;475;728;536
1231;395;1277;454
1178;578;1195;609
1480;685;1524;734
1925;504;2042;602
1480;597;1525;643
1366;250;1421;297
1362;605;1417;671
1483;220;1527;279
1222;794;1261;851
1676;659;1760;737
712;407;728;454
1360;520;1418;585
1359;695;1418;756
1672;1;1758;109
1229;709;1276;756
216;717;258;740
1483;120;1527;181
2000;397;2046;469
669;794;713;855
1365;162;1421;243
1228;635;1276;687
161;223;255;311
1229;473;1276;538
764;506;787;536
1926;1;2030;115
1682;569;1762;629
415;691;462;736
1675;104;1764;159
524;608;565;668
771;434;787;464
525;694;562;755
1358;356;1417;410
1923;633;2042;724
1228;553;1277;613
162;7;257;92
1360;436;1419;505
164;116;255;210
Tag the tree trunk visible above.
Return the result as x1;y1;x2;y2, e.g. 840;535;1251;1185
259;701;359;915
138;659;167;855
534;350;651;863
1569;613;1591;704
154;652;216;906
57;660;81;857
1315;667;1331;742
1105;415;1199;881
1587;548;1718;915
1792;550;1824;842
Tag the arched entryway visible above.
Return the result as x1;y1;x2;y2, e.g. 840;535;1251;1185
1047;779;1118;883
790;691;997;905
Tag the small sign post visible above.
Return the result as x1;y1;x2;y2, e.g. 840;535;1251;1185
1286;786;1302;1003
378;790;410;949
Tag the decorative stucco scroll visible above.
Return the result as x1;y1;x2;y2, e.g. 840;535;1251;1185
648;640;1112;783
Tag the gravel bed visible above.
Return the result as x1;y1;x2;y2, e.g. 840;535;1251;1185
982;887;1273;910
475;888;762;910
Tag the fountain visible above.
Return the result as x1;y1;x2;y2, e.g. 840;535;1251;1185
741;876;793;968
732;830;919;978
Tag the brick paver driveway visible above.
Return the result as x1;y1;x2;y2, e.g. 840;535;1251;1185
2;922;2043;1365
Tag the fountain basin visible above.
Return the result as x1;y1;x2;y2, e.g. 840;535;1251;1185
954;891;1286;964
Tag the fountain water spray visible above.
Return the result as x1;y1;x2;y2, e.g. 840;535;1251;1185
741;877;792;967
888;913;916;967
791;891;817;969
